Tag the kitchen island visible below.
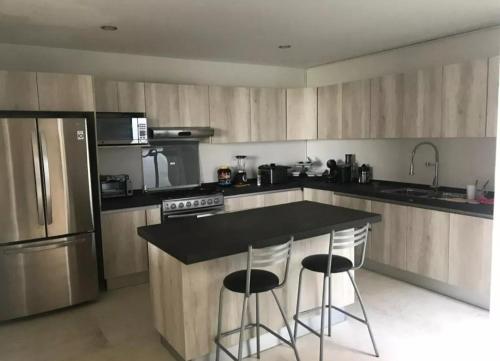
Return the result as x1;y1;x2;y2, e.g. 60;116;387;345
138;201;381;360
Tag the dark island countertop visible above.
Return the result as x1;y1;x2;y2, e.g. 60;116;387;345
137;200;381;265
102;178;493;219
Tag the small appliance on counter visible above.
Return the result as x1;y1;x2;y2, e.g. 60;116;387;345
258;164;290;185
100;174;134;198
233;155;249;187
292;158;313;177
326;159;338;182
358;164;372;184
217;166;232;187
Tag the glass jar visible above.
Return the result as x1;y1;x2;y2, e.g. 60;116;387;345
217;166;232;187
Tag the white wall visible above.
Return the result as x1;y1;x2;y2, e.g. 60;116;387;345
0;43;305;87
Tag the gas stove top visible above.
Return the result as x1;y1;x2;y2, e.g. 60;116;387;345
159;184;224;215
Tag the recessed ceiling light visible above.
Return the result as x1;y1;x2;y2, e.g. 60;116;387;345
278;45;292;49
100;25;118;31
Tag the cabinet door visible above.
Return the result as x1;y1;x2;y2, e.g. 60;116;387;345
442;60;487;137
341;79;370;139
449;214;492;295
117;81;145;113
318;84;342;139
250;88;286;142
303;188;333;205
286;88;318;140
332;194;371;212
37;73;95;111
406;208;449;282
263;190;302;206
179;85;209;127
209;86;251;143
94;79;118;112
146;207;162;225
370;73;404;138
403;66;443;138
486;55;499;137
101;210;148;279
145;83;180;127
0;71;39;111
224;194;264;212
369;202;407;270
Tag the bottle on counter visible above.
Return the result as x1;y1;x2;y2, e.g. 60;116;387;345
257;169;262;187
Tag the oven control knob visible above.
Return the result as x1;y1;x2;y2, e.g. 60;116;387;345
214;198;219;204
201;200;206;205
178;203;184;209
186;202;192;208
164;204;169;209
193;200;199;206
170;204;176;209
207;199;213;205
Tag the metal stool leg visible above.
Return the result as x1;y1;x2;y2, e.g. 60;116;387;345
328;275;332;337
270;290;301;361
215;287;225;361
319;275;328;361
237;295;250;361
293;267;305;340
347;271;379;357
255;293;261;359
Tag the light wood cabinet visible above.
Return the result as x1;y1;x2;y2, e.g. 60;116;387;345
94;78;119;112
341;79;371;139
486;55;499;137
332;194;371;212
370;73;404;138
250;87;286;142
442;60;488;137
145;83;180;127
449;214;492;295
37;72;94;111
303;188;333;205
101;209;149;280
94;79;145;113
402;66;443;138
0;71;39;110
318;84;342;139
146;207;162;225
178;84;209;127
369;201;407;270
209;86;251;143
406;208;450;282
224;194;264;212
286;88;318;140
263;189;302;206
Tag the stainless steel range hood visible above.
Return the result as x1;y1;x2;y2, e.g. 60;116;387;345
148;127;214;141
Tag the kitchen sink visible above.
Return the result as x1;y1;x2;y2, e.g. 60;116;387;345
381;187;466;200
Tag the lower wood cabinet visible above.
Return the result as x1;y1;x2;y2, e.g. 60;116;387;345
303;188;333;205
406;208;450;282
369;201;407;270
101;206;161;288
224;189;302;212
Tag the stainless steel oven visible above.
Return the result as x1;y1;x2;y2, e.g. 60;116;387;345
162;193;224;222
96;114;148;145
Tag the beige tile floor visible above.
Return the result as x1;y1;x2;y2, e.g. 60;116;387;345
1;269;499;361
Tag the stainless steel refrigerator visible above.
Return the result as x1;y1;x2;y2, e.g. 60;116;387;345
0;117;98;321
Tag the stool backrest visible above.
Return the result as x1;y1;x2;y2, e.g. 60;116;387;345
328;223;370;270
244;237;294;296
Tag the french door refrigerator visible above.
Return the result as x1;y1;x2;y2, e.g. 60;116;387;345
0;117;98;321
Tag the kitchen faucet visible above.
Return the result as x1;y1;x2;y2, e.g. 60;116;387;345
409;142;440;189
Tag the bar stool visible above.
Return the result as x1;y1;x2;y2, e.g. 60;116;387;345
293;224;379;360
215;237;301;361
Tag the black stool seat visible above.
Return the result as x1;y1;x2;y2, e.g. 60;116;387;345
223;269;280;294
302;254;353;274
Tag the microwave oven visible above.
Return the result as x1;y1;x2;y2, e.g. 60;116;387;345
96;114;148;145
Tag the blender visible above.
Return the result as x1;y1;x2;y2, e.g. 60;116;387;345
233;155;249;187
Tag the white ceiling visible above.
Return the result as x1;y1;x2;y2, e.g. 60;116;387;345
0;0;499;68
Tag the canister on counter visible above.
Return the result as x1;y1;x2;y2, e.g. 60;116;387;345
217;166;232;187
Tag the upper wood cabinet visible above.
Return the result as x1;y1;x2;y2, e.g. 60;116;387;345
250;87;286;142
178;85;209;127
369;201;407;270
209;86;251;143
0;71;39;111
94;79;146;113
286;88;318;140
318;84;342;139
406;208;450;282
145;83;180;127
402;66;443;138
442;59;488;137
341;79;371;139
370;73;404;138
37;72;94;111
448;214;492;295
486;55;499;137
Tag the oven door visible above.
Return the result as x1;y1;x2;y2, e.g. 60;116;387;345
162;207;224;222
97;116;147;145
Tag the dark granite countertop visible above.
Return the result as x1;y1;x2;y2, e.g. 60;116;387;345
101;178;493;219
137;201;381;264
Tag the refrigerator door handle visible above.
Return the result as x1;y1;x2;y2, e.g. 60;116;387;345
1;237;87;255
31;131;45;225
40;131;52;224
